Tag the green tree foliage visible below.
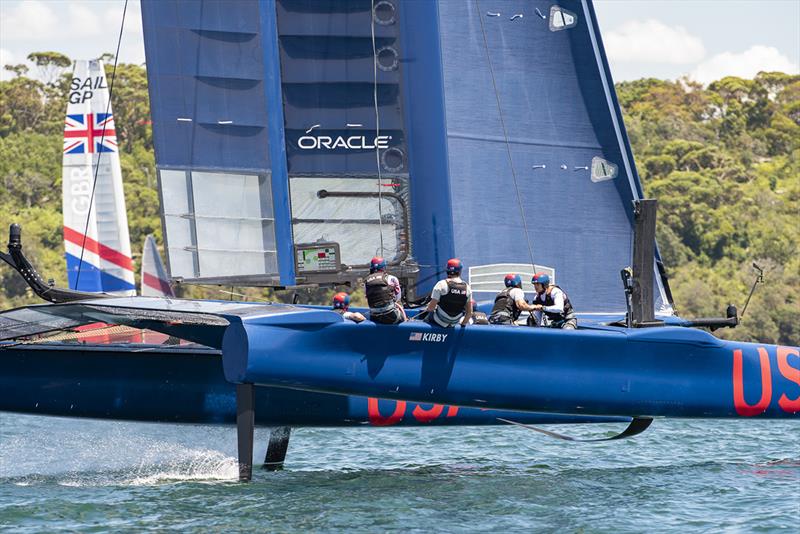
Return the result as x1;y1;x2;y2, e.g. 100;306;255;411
0;55;797;344
109;63;153;151
619;72;800;345
0;55;158;304
26;51;71;86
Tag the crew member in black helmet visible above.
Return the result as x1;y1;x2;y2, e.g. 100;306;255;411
488;273;536;325
424;258;472;327
332;292;365;323
529;272;577;329
364;256;406;324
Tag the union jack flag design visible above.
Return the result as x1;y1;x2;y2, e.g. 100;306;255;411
63;113;117;154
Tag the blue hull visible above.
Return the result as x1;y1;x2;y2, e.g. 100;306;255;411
222;311;800;419
1;298;796;422
0;342;628;427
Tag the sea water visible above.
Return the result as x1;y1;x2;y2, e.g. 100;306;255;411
1;414;797;532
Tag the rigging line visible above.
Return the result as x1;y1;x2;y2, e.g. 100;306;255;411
74;0;129;289
371;0;385;256
193;284;249;299
475;0;536;270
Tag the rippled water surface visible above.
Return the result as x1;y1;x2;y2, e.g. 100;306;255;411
1;414;797;532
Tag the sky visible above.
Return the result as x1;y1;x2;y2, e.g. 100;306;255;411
0;0;798;84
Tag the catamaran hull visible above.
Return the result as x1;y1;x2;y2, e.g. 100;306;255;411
0;342;627;427
1;299;796;422
221;317;799;419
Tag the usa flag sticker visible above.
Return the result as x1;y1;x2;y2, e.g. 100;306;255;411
408;332;448;343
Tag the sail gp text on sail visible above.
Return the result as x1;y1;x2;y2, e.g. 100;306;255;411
68;73;108;104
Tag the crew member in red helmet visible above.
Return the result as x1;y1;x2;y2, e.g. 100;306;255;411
332;292;366;323
364;256;407;324
424;258;472;327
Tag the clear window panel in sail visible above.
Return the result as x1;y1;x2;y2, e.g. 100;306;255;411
190;171;278;279
159;169;195;278
290;176;407;269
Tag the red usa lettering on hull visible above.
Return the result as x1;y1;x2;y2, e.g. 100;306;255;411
368;398;459;426
733;346;800;416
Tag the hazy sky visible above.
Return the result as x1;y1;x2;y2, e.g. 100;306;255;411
1;0;798;84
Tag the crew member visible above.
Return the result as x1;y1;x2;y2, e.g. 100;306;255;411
364;256;406;324
529;273;577;329
470;299;490;325
424;258;472;327
332;292;366;323
488;273;535;325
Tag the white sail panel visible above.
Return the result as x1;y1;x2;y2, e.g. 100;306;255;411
62;59;135;295
141;235;174;297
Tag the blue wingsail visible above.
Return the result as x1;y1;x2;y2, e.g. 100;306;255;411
434;0;664;312
140;0;671;314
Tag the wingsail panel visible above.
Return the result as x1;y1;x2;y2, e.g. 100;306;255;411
141;0;293;284
141;0;671;313
275;0;413;275
62;60;135;295
436;0;669;313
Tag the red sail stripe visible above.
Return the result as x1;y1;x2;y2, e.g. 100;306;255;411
63;226;134;271
143;272;173;296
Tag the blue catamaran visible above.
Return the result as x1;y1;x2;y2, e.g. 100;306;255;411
1;0;797;480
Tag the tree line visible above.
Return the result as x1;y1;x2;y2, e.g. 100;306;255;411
0;53;797;344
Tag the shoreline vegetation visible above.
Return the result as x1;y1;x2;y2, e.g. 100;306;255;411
1;54;797;345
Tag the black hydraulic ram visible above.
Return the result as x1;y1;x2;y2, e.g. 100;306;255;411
0;224;109;304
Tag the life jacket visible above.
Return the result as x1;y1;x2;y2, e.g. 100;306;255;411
472;311;489;325
490;287;521;321
371;305;404;324
437;279;469;319
532;286;574;322
365;272;395;311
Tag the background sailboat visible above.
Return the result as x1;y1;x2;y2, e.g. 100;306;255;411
62;59;135;295
140;234;174;297
62;60;174;300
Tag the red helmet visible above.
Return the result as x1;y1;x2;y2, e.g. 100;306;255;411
370;256;387;273
531;272;551;286
333;292;350;310
446;258;463;275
